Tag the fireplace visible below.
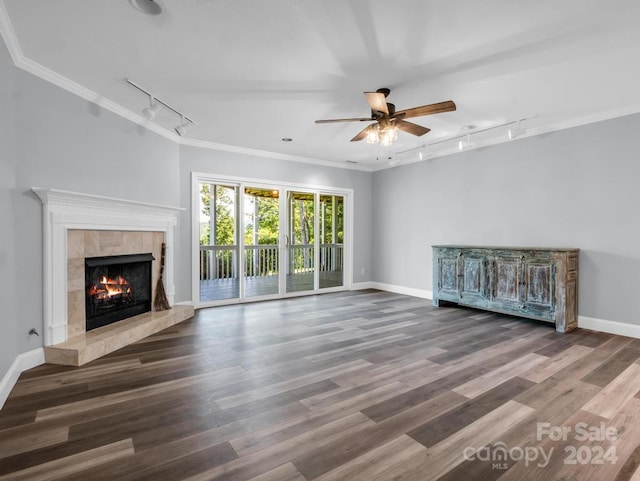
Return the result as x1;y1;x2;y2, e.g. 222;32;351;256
85;253;154;331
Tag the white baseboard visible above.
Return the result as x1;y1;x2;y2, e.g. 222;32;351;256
0;348;45;409
578;316;640;339
351;282;376;290
356;282;433;300
173;300;194;307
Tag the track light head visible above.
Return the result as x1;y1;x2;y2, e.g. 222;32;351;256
175;116;189;137
418;145;428;161
508;120;526;140
142;95;161;120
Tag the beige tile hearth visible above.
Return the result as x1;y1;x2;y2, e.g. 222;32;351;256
44;305;194;366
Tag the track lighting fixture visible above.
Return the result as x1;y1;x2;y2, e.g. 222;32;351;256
126;79;197;137
391;118;532;163
508;119;526;140
142;94;161;120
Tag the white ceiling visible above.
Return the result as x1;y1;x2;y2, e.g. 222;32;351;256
3;0;640;169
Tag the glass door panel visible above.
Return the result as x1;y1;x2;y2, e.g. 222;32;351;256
198;182;240;302
287;191;316;293
243;187;280;297
319;194;344;289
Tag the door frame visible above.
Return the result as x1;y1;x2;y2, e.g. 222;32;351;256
191;172;353;308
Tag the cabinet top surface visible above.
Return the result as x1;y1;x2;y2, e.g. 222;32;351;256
432;245;579;252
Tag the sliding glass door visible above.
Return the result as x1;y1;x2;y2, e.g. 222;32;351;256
286;191;316;293
243;186;280;298
319;194;344;289
195;175;349;306
198;183;240;302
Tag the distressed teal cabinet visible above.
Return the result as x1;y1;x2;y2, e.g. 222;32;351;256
432;245;579;332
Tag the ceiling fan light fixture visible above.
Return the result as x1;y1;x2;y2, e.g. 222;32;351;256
378;124;399;147
365;126;380;144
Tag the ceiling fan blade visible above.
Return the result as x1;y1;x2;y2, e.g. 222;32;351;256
364;92;389;116
351;124;373;142
315;117;373;124
395;119;431;136
394;100;456;119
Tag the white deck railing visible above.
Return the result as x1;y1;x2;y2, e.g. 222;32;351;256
199;244;343;280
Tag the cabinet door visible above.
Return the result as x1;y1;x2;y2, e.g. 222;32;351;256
523;259;555;316
491;256;522;308
437;255;460;301
460;254;487;303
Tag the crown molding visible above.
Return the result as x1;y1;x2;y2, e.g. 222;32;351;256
179;137;374;172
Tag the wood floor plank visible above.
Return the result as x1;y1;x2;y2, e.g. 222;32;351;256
452;352;548;398
313;435;427;481
582;363;640;419
0;439;134;481
245;462;307;481
0;426;69;459
521;344;593;383
581;346;640;387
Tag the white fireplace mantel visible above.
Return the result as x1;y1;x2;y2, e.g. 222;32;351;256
33;188;185;346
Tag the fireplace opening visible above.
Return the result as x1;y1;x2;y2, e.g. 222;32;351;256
85;253;154;331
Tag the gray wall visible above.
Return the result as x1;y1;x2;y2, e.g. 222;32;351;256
0;40;19;376
373;113;640;324
176;145;373;301
0;38;180;378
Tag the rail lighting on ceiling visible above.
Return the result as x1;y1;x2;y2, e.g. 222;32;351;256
130;0;164;16
126;79;197;137
393;117;533;161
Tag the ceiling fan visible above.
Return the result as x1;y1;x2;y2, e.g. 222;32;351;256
315;88;456;146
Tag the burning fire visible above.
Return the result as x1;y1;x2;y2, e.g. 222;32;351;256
89;275;132;300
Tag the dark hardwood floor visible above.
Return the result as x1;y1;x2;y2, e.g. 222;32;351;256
2;290;640;480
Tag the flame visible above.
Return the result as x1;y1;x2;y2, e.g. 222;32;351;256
89;275;132;300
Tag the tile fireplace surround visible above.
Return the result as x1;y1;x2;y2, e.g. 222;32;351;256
33;188;194;366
